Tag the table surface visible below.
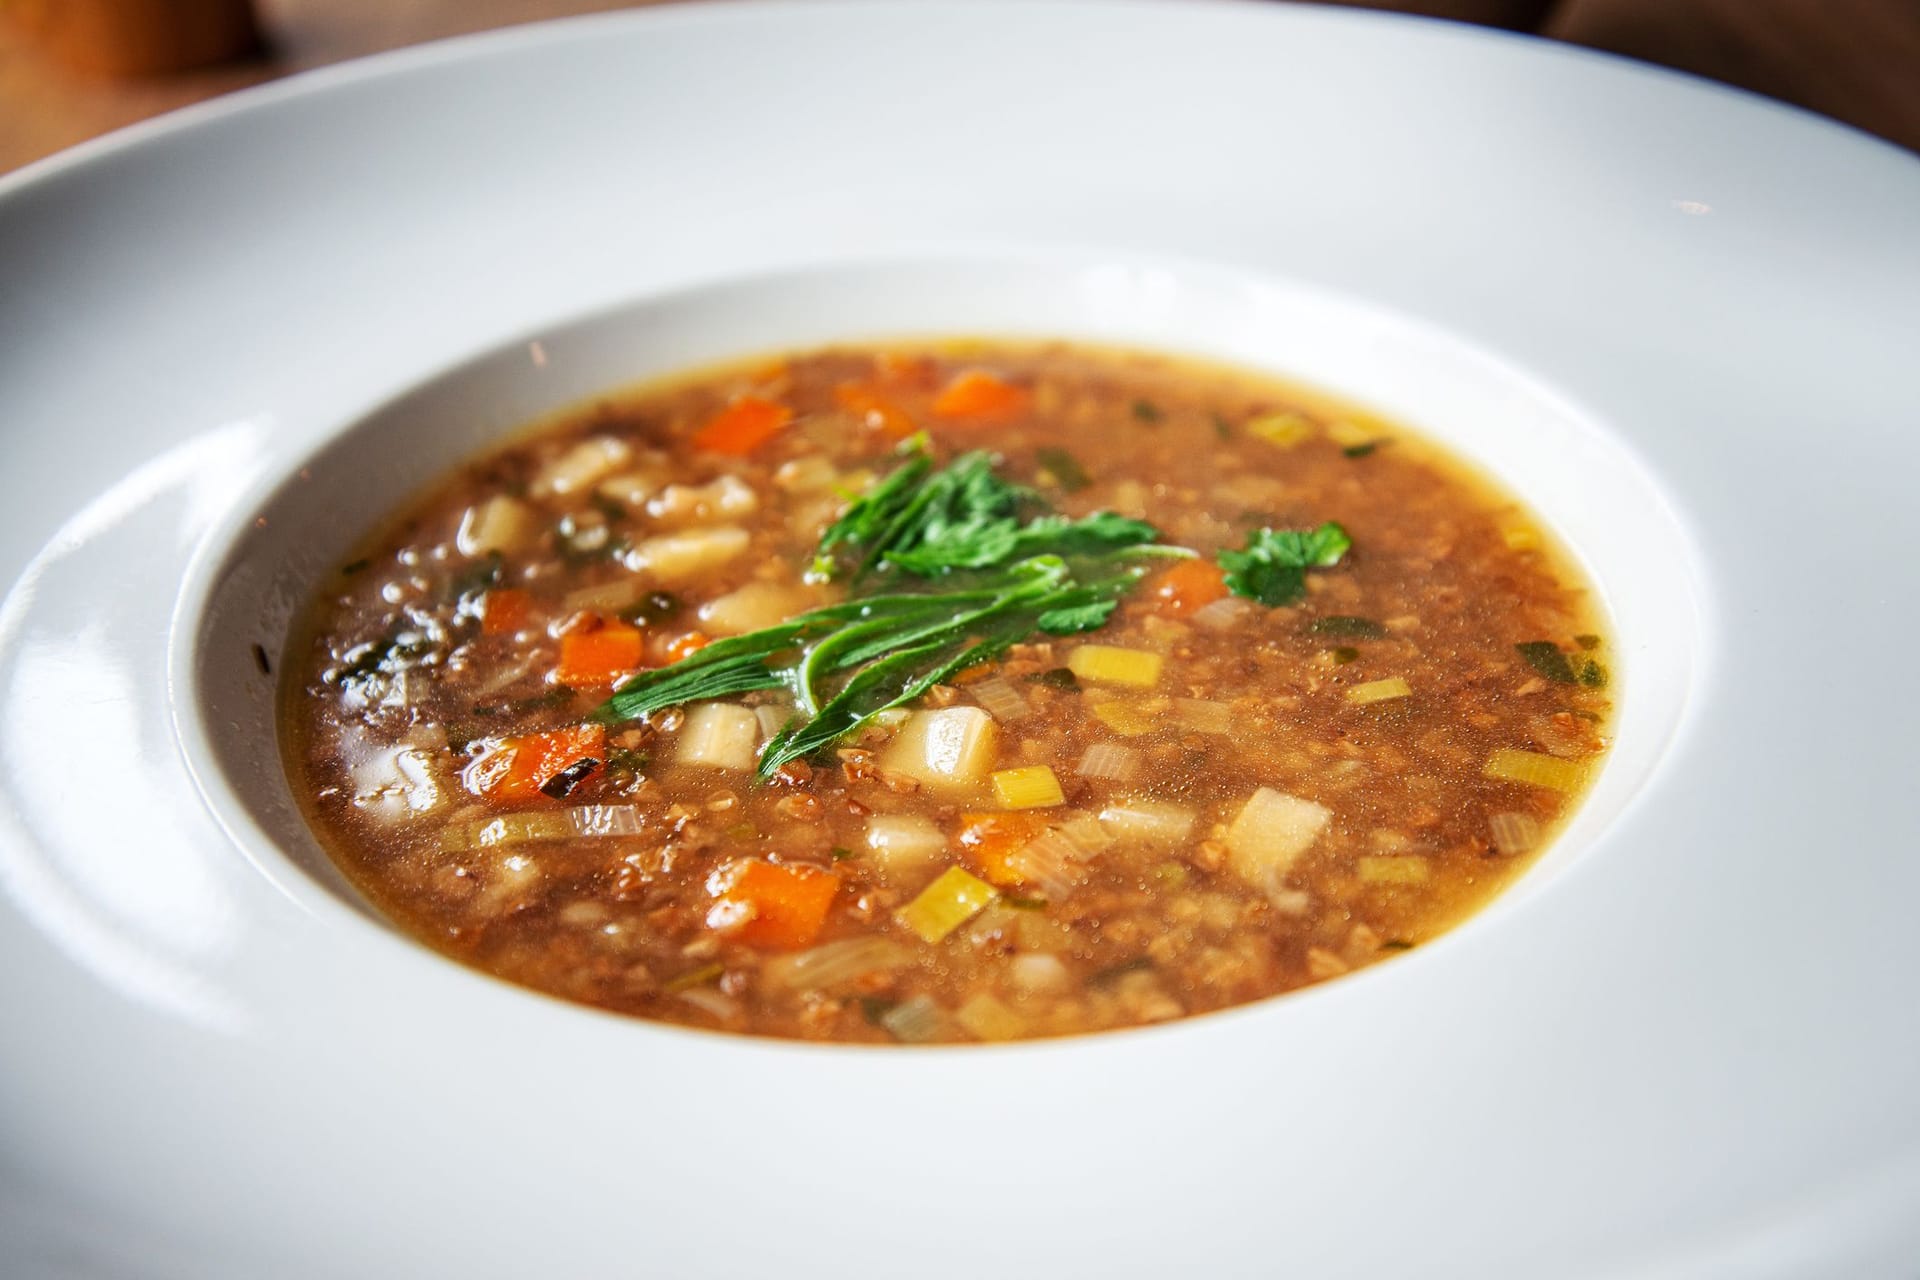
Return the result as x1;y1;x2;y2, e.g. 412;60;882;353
3;0;1916;177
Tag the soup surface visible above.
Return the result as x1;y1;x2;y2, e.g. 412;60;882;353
286;342;1613;1042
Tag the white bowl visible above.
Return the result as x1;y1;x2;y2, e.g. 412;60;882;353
3;4;1918;1277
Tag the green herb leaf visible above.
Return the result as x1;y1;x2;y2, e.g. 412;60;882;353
1026;667;1080;690
1516;641;1577;684
1342;442;1379;459
1217;522;1352;607
1131;399;1163;424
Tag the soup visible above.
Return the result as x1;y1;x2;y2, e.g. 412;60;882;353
285;341;1612;1042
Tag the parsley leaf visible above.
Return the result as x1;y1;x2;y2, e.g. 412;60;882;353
1217;522;1352;606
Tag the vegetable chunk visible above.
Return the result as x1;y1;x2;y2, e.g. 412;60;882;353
880;707;999;792
1225;787;1332;890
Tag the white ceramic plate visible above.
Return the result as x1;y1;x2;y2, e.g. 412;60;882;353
3;3;1917;1276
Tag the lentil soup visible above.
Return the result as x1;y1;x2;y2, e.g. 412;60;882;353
285;341;1613;1042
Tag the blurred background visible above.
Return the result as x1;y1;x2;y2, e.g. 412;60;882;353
2;0;1916;174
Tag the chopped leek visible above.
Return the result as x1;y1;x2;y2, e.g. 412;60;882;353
879;994;947;1043
955;992;1025;1042
1076;742;1142;782
1487;811;1541;857
896;866;998;943
864;814;948;867
1246;410;1315;448
1358;856;1430;885
1172;698;1233;734
762;936;914;991
991;765;1066;810
1098;800;1197;848
1346;676;1412;706
1484;748;1587;793
1067;644;1163;689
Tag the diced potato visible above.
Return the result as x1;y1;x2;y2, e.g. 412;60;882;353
1068;644;1163;689
562;577;647;615
455;495;536;557
864;814;949;869
1484;748;1586;792
675;703;761;771
879;707;998;793
1098;800;1197;848
1008;952;1070;993
1359;856;1431;885
1225;787;1332;889
596;472;660;508
1346;677;1412;706
955;992;1025;1042
1488;811;1541;857
896;866;998;944
531;436;632;498
992;765;1066;810
699;582;810;636
629;526;750;584
649;474;759;524
774;457;840;493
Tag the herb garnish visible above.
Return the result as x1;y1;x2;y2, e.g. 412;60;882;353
1309;615;1385;638
1217;522;1352;607
1033;446;1090;492
596;445;1188;779
1516;640;1608;688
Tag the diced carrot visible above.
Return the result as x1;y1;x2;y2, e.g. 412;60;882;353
834;381;918;441
464;723;607;804
932;369;1030;424
554;623;644;687
707;858;840;949
690;395;793;456
873;351;938;389
955;811;1049;887
1150;559;1230;616
661;629;711;665
480;587;532;636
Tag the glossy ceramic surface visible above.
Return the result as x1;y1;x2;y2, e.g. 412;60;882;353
2;3;1917;1276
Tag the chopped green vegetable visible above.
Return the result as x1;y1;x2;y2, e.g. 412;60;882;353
1331;646;1360;665
1217;522;1352;607
1378;939;1414;952
1033;446;1090;492
1342;443;1378;459
1516;640;1577;684
830;846;855;861
859;996;898;1026
1309;615;1385;638
1574;633;1602;650
340;557;370;575
1575;656;1609;688
1131;399;1163;424
1026;667;1080;691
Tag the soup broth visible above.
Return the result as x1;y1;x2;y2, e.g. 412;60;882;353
285;341;1612;1042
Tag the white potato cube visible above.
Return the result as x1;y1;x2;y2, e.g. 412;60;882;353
455;495;536;557
864;814;949;869
699;582;810;636
531;436;632;498
879;706;998;793
649;474;759;524
675;703;762;771
628;526;750;584
1225;787;1332;890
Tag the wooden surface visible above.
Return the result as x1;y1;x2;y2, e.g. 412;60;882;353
3;0;1916;177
